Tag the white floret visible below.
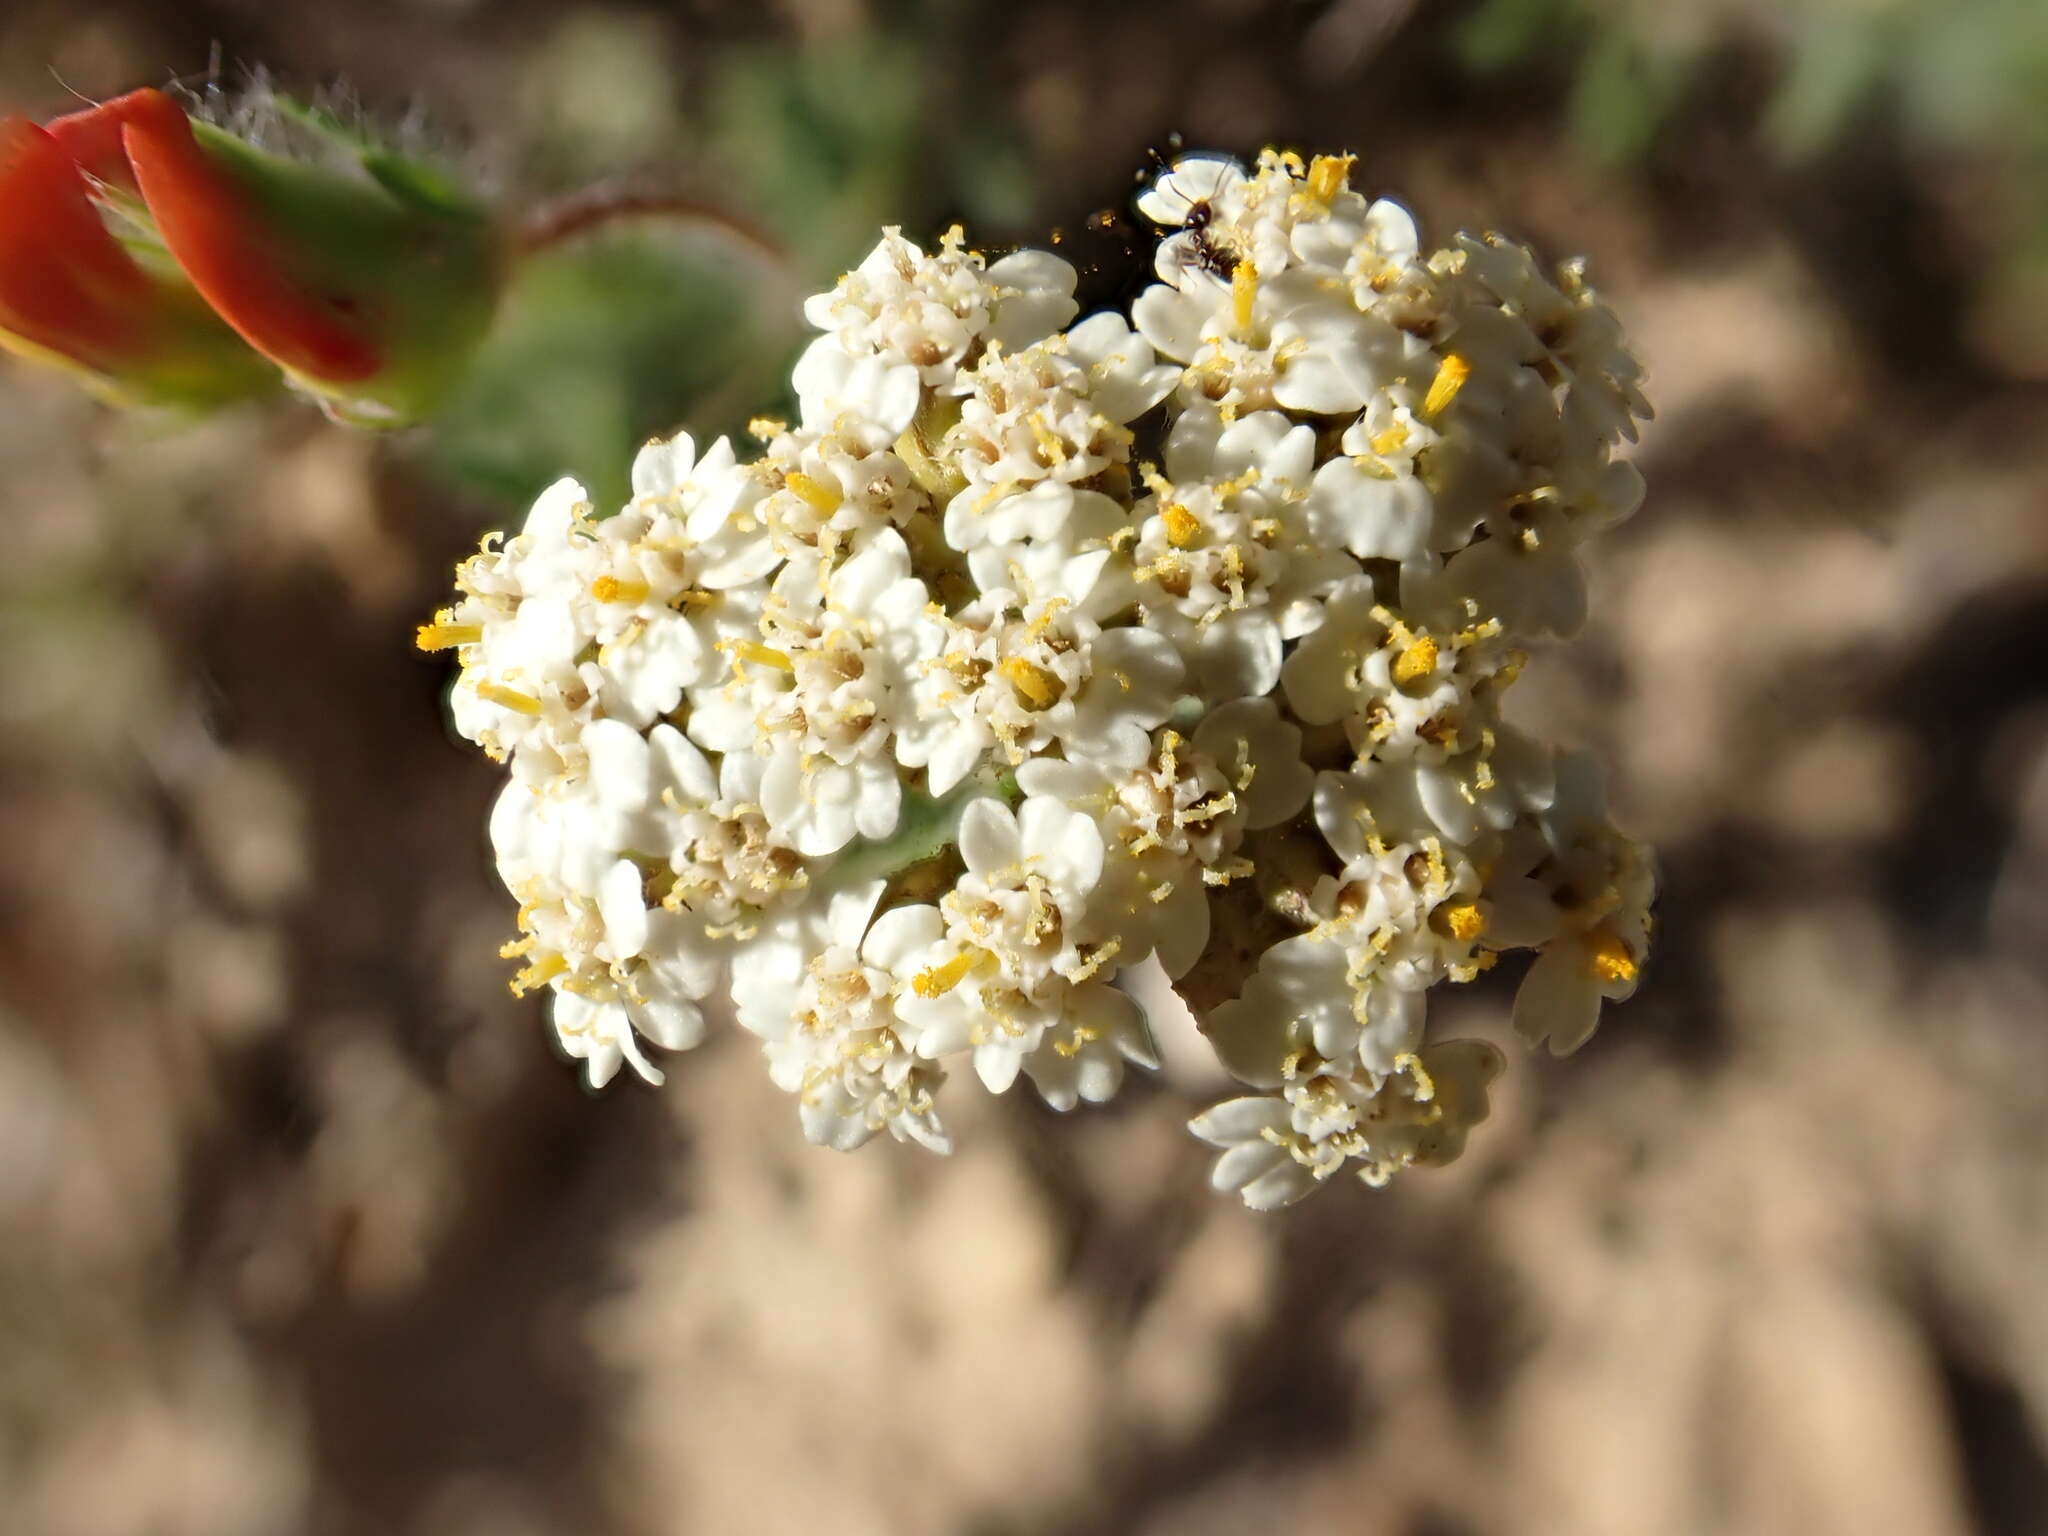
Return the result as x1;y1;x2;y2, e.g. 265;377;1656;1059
425;144;1654;1201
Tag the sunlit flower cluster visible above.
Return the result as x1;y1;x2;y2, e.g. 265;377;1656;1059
423;148;1656;1207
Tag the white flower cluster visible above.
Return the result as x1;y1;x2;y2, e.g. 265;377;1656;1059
421;150;1655;1208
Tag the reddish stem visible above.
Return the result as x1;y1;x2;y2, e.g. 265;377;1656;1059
515;186;790;270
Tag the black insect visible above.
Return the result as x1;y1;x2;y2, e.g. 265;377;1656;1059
1182;201;1240;279
1135;142;1238;278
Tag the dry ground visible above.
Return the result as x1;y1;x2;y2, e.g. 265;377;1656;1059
2;3;2045;1533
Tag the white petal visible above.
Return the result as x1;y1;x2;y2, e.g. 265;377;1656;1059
630;995;704;1052
974;1040;1025;1094
1019;798;1104;896
1190;1096;1290;1146
1132;284;1208;361
630;434;695;499
1213;1139;1287;1193
598;859;649;958
647;723;717;805
523;477;590;540
1358;984;1427;1077
1241;1162;1318;1211
1515;944;1603;1055
585;719;651;810
957;798;1021;875
864;903;944;972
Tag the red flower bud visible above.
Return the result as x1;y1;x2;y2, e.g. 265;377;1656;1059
0;107;270;404
2;87;503;424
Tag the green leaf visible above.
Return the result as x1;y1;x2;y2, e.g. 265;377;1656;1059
423;221;798;510
1568;31;1684;167
827;773;1017;892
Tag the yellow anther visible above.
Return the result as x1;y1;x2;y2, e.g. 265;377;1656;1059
747;416;788;440
415;621;482;652
1052;1021;1104;1058
1369;423;1410;457
1028;416;1068;464
913;948;984;999
1393;1049;1438;1104
1069;938;1121;984
1391;635;1439;686
1305;153;1353;205
591;575;650;605
1161;502;1203;548
999;657;1063;709
1024;596;1071;639
1422;353;1470;422
785;471;841;515
510;951;568;996
1176;792;1238;827
1440;901;1486;942
729;639;796;673
477;681;543;716
1589;932;1639;984
1232;260;1259;335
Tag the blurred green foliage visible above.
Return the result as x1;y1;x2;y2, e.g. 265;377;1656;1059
424;10;1036;514
424;231;777;512
1459;0;2048;267
414;0;2048;510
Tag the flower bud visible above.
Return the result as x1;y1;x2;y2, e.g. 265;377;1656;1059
2;87;503;424
0;111;271;406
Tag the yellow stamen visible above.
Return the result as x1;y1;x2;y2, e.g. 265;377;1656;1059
1391;635;1439;686
1024;597;1070;640
1028;416;1068;464
1232;260;1259;335
510;952;568;996
729;639;796;673
1052;1022;1103;1058
1161;502;1203;549
1176;792;1237;827
1422;353;1470;422
477;681;543;716
1440;901;1486;942
747;416;788;440
999;657;1062;709
1369;423;1409;457
1394;1050;1438;1104
415;621;482;652
1589;933;1639;984
913;948;983;999
1305;153;1352;205
1069;938;1121;984
785;471;841;515
591;575;650;604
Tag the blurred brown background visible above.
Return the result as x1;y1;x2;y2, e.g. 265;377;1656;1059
3;2;2046;1533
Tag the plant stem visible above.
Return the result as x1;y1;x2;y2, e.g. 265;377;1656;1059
515;186;791;270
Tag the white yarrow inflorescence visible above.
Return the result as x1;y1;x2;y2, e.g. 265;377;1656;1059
422;150;1656;1208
